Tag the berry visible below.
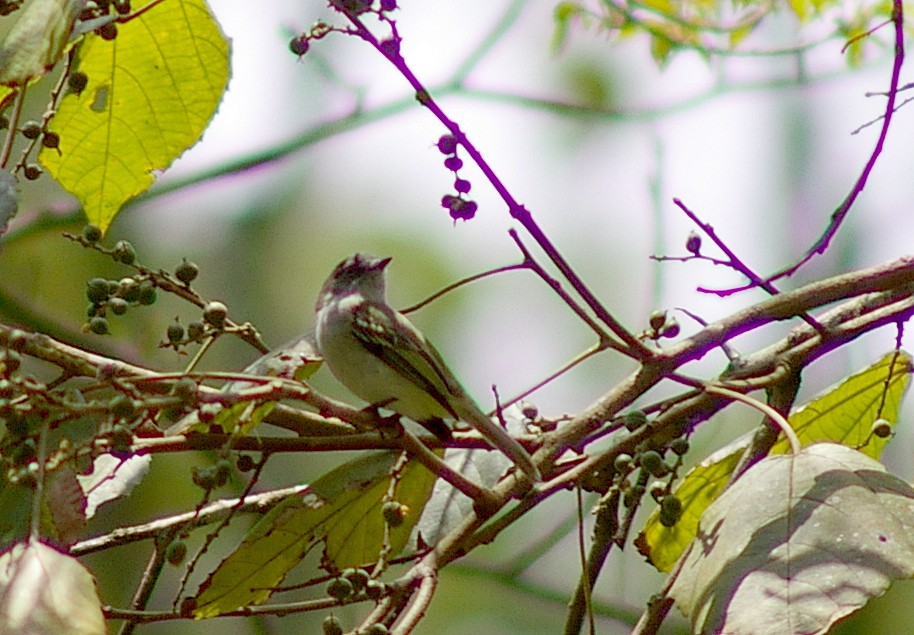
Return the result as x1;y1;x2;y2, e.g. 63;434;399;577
639;450;665;476
342;568;369;592
380;0;396;10
381;501;406;527
98;22;117;40
669;437;690;456
660;317;680;339
364;580;386;600
68;71;88;95
649;480;667;502
82;224;103;243
203;301;228;327
166;540;187;565
659;495;683;527
20;121;41;139
113;0;130;14
137;282;156;305
174;258;199;285
871;418;892;438
686;231;701;255
186;320;205;341
41;132;60;149
109;297;128;315
167;320;185;344
191;465;217;490
366;624;388;635
86;278;111;303
436;134;457;154
454;178;471;193
623;410;647;431
289;35;309;56
648;310;666;332
325;577;354;600
110;395;136;419
322;615;343;635
118;278;139;302
173;377;197;403
214;459;231;487
113;240;136;264
236;454;255;472
89;316;109;335
443;156;463;171
23;164;42;180
613;453;632;473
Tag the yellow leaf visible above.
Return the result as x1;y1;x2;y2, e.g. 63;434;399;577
42;0;230;233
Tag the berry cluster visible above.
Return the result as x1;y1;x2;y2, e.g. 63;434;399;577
79;0;132;40
289;0;399;60
436;134;477;221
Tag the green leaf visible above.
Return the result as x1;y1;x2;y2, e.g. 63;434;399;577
192;451;437;618
0;0;82;86
669;443;914;635
42;0;230;233
638;351;911;571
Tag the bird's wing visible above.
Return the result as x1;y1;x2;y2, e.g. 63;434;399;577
351;301;463;419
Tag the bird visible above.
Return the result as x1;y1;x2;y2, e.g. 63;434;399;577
314;253;540;482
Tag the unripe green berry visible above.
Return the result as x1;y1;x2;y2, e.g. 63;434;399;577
175;258;199;285
109;298;128;315
86;278;111;303
203;301;228;327
113;240;136;265
137;282;156;305
343;568;369;592
364;580;386;600
167;320;185;344
325;577;353;600
110;394;136;419
639;450;665;476
322;615;343;635
166;540;187;565
89;316;109;335
669;437;690;456
191;465;217;490
613;453;632;473
186;320;205;341
623;410;648;431
82;224;103;243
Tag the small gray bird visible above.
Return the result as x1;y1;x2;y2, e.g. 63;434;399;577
314;253;540;482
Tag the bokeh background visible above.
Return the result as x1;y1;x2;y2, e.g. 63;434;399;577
3;0;914;632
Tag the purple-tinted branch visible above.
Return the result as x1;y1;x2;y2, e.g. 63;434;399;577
764;0;905;283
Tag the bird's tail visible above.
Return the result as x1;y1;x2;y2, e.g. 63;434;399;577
456;402;541;482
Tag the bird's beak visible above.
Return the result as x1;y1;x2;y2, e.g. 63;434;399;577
374;256;392;271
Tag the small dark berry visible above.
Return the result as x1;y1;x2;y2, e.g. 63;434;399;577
113;240;136;264
20;121;41;139
639;450;664;475
98;22;117;40
113;0;130;14
89;316;109;335
167;320;185;344
165;541;187;565
289;35;309;56
379;0;396;11
68;71;88;95
660;317;680;339
191;465;217;490
236;454;255;472
214;459;231;487
685;231;701;255
454;178;471;193
381;501;406;527
110;395;136;419
871;418;892;438
174;258;199;285
342;568;369;592
322;615;344;635
364;580;386;600
436;134;457;155
82;224;103;243
203;301;228;327
443;156;463;171
648;310;666;332
23;164;42;180
86;278;111;303
41;132;60;149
